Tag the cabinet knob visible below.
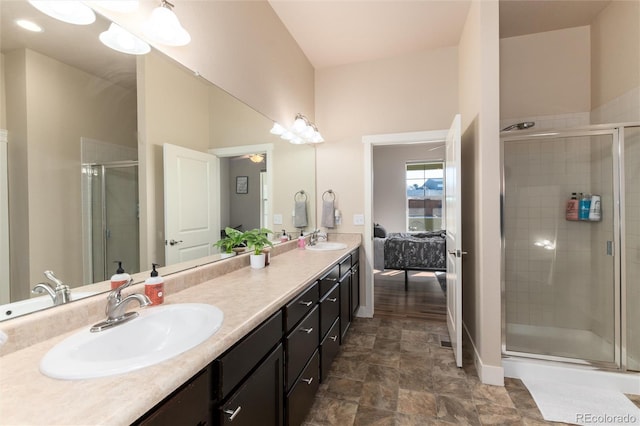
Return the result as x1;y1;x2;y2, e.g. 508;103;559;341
300;327;314;334
223;406;242;421
327;297;337;303
298;300;313;307
301;377;314;385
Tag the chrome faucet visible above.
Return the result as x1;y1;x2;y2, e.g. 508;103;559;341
309;229;328;246
90;278;151;332
32;270;71;306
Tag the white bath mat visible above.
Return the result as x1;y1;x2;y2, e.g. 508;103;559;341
522;378;640;425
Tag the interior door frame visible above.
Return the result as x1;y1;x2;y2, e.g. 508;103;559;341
362;130;448;318
210;144;274;233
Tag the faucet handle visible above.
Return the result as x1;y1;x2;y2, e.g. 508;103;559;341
43;270;66;289
109;278;134;300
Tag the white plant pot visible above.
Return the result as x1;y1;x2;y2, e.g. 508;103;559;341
250;253;266;269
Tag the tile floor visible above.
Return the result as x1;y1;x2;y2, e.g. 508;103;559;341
303;316;640;425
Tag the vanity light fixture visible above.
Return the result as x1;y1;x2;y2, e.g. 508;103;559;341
270;113;324;144
28;1;96;25
16;19;43;32
94;0;139;13
99;23;151;55
143;0;191;47
248;154;264;163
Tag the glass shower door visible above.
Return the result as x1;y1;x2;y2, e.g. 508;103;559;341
502;130;618;366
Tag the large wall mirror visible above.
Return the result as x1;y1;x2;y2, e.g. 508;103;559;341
0;1;316;321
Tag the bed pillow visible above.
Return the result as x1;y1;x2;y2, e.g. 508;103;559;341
373;223;387;238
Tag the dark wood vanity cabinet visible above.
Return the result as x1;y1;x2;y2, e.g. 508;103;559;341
135;247;360;426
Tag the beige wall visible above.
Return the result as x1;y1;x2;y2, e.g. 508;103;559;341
94;0;314;127
458;0;502;385
315;46;458;235
5;49;136;298
373;144;444;233
591;0;640;110
0;53;5;129
500;26;591;119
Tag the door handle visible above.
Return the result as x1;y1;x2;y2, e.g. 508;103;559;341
606;241;613;256
168;239;183;246
223;406;241;421
300;327;314;334
301;377;313;385
448;249;468;257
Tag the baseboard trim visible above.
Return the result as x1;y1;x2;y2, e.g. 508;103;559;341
463;322;504;386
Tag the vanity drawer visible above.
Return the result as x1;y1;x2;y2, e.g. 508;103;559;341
320;318;340;383
339;256;351;280
350;248;359;266
284;281;318;331
212;310;283;401
319;265;339;296
285;305;319;390
286;350;319;426
319;284;339;339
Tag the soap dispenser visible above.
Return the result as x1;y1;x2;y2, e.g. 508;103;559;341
144;263;164;305
110;261;130;290
298;231;306;249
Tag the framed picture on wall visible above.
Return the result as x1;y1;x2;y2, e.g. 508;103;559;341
236;176;248;194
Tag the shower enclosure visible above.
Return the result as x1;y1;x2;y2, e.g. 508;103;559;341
82;162;139;283
501;123;639;372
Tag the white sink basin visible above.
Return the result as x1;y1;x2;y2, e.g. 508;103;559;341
0;292;96;321
40;303;223;380
306;242;348;251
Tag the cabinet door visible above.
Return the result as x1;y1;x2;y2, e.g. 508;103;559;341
339;275;350;341
285;306;319;390
320;318;340;382
350;263;359;318
217;344;284;426
286;350;320;426
136;367;210;426
319;284;339;338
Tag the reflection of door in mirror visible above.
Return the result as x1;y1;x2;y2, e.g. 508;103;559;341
0;130;8;304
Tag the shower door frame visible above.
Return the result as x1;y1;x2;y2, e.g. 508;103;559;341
499;123;629;371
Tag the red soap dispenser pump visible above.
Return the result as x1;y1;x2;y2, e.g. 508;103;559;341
145;263;164;305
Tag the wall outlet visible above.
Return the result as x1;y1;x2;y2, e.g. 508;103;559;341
273;214;283;225
353;214;365;226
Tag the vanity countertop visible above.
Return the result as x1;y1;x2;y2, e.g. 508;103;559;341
0;235;361;425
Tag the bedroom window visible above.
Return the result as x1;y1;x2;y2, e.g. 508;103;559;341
406;162;443;232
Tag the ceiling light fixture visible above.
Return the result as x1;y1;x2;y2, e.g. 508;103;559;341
100;22;151;55
248;154;264;163
270;113;324;145
16;19;43;32
143;0;191;47
28;1;96;25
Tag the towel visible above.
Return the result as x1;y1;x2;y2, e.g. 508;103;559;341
294;200;308;228
321;200;335;228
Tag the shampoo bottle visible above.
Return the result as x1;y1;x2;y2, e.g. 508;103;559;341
145;263;164;305
110;261;130;290
565;193;579;221
589;194;601;221
579;193;591;220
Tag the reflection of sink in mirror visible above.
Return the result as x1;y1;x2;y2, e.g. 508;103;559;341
40;303;224;380
0;292;97;321
306;242;348;251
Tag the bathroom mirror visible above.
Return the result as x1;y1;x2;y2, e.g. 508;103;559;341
0;1;316;320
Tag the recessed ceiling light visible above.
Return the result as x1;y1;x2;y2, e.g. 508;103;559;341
16;19;43;33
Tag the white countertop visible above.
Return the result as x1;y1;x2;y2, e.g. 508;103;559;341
0;235;360;425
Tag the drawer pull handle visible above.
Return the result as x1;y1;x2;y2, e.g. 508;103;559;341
224;406;242;421
324;278;338;282
330;335;338;342
301;377;314;385
298;300;313;307
327;297;337;303
300;327;314;334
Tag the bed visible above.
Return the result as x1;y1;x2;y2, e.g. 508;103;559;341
375;230;447;291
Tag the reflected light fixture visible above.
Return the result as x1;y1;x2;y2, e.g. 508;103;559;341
270;113;324;144
248;154;264;163
100;23;151;55
143;0;191;47
28;1;96;25
16;19;43;32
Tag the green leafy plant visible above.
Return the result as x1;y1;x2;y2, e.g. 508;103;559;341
213;227;246;253
243;228;274;255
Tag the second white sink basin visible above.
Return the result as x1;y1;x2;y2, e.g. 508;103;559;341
40;303;223;380
306;242;348;251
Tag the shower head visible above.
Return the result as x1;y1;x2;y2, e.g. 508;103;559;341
501;121;535;132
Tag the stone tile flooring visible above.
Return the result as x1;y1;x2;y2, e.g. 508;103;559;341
303;316;640;425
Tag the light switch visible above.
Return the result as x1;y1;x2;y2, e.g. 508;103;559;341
273;214;283;225
353;214;365;225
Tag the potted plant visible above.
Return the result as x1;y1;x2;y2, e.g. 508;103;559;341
214;227;246;254
243;228;273;269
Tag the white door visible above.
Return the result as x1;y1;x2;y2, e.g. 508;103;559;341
445;114;463;367
164;143;219;265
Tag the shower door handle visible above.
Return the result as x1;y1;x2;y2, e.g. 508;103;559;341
606;241;613;256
